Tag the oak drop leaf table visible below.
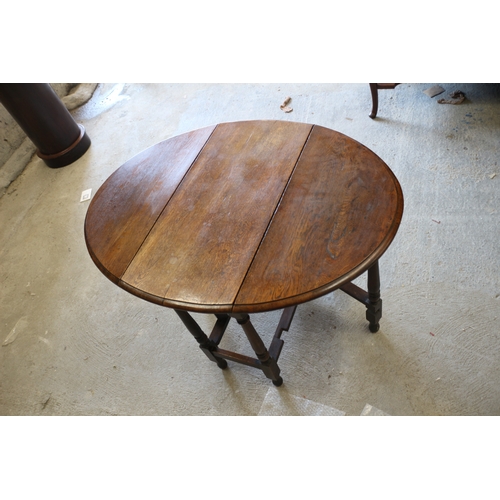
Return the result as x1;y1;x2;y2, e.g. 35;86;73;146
85;120;404;386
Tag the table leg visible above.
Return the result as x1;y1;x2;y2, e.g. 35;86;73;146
174;310;288;386
366;260;382;333
174;310;228;369
339;260;383;332
232;313;283;386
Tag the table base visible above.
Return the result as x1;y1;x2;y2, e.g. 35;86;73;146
175;262;382;386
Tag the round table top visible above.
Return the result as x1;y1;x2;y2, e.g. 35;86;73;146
85;120;404;314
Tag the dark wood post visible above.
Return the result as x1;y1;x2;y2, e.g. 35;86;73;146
366;260;382;332
174;310;228;369
0;83;91;168
232;313;283;386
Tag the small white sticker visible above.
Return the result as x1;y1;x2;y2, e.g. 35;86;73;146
80;189;92;202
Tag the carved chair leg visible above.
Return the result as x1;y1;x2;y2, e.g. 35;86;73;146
369;83;400;119
369;83;379;119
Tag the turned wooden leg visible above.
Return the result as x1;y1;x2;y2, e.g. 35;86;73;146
233;313;283;386
366;260;382;333
175;310;227;369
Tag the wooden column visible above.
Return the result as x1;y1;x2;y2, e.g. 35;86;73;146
0;83;91;168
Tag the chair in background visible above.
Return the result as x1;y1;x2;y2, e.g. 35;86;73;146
369;83;400;119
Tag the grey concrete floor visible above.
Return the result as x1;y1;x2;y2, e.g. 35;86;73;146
1;83;499;416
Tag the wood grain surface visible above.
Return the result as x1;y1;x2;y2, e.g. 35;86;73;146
85;125;216;283
234;125;403;311
85;120;403;313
